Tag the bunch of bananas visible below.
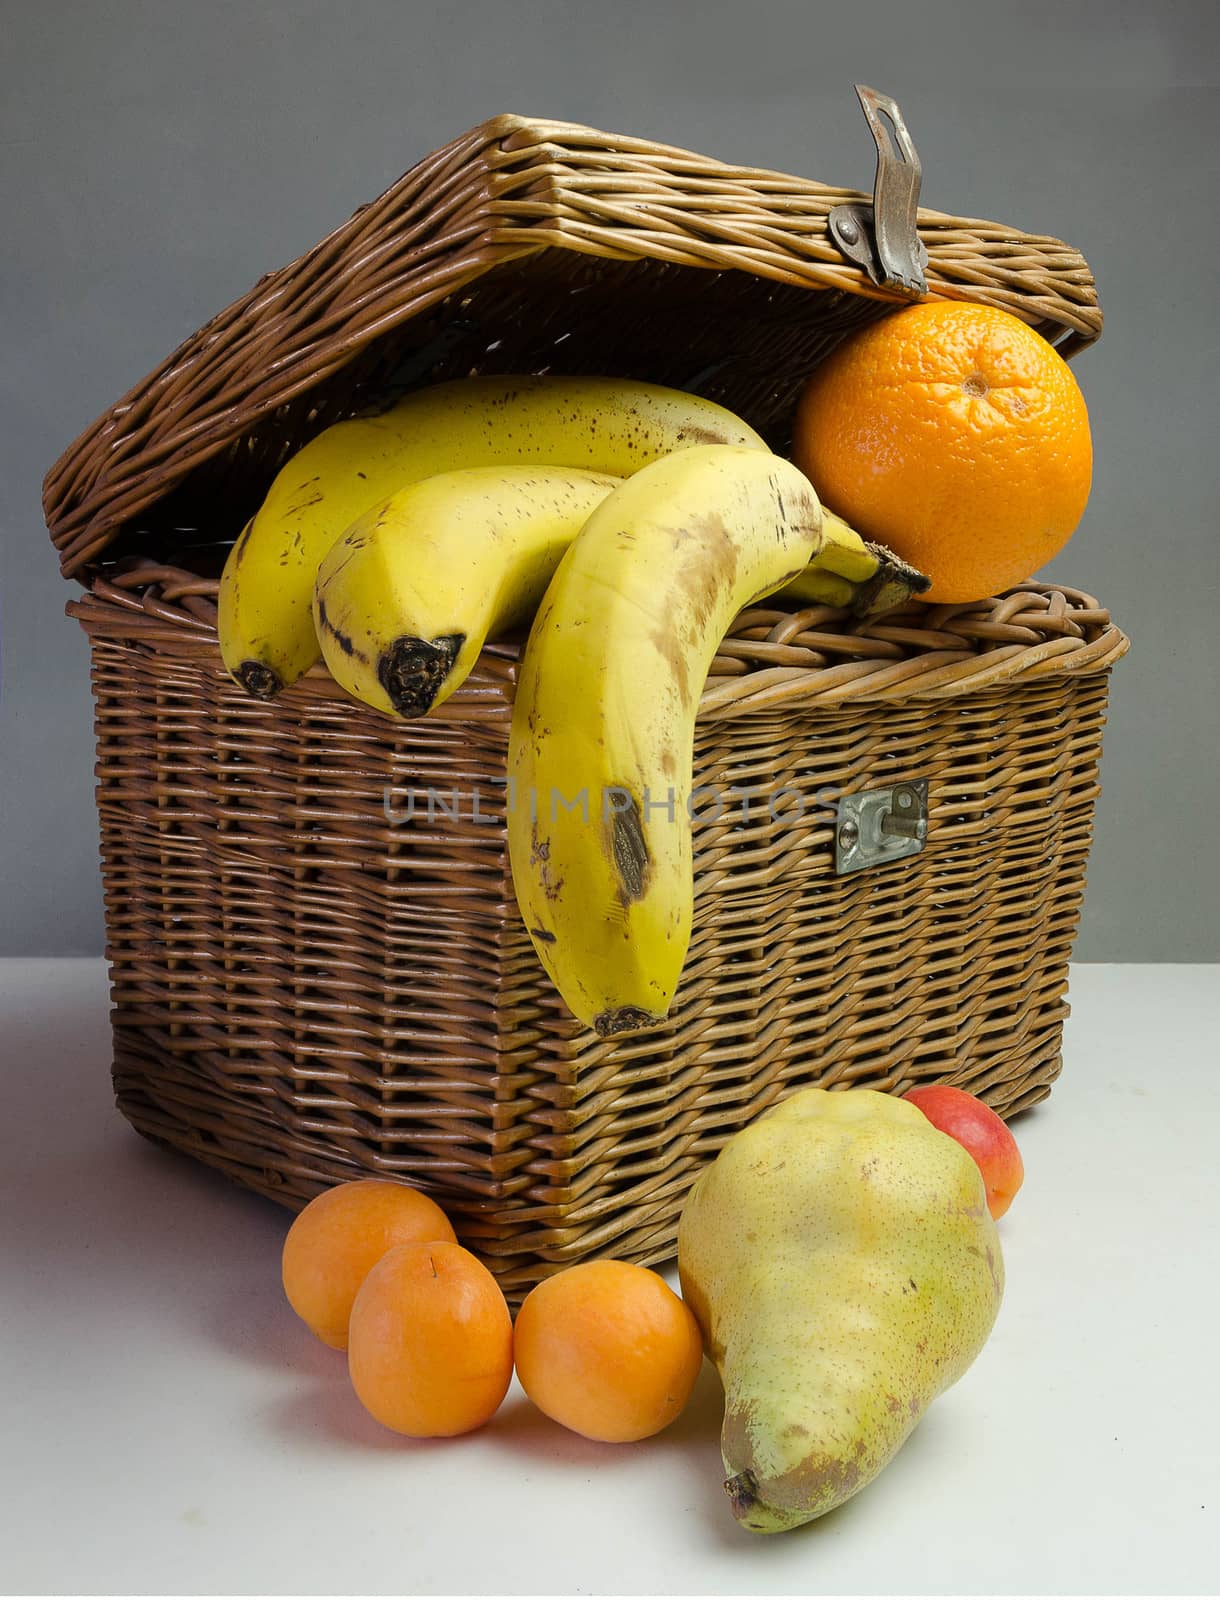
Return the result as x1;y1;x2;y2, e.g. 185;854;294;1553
218;375;928;1033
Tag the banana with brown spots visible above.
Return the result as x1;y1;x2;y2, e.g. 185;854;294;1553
313;466;620;717
507;445;823;1035
217;375;767;699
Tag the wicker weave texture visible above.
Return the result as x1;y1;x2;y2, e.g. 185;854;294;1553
76;578;1126;1297
43;103;1123;1297
43;113;1101;579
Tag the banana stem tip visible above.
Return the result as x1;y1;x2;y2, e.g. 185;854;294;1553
378;634;465;717
592;1005;663;1038
235;661;284;699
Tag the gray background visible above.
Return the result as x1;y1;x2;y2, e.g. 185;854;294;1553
2;0;1217;959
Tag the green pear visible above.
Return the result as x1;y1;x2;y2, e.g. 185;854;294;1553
678;1087;1004;1533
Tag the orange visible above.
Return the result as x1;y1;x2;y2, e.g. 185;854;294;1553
792;301;1092;602
513;1260;704;1443
347;1240;513;1436
281;1178;457;1350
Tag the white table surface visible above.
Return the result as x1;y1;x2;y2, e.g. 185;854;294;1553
3;960;1218;1596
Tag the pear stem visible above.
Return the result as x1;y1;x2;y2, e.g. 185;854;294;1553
725;1470;759;1519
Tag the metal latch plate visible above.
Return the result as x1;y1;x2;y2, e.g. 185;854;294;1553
829;83;928;296
835;781;929;874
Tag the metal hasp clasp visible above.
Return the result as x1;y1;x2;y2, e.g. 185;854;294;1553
830;85;929;296
835;781;929;874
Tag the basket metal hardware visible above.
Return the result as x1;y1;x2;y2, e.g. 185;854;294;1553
835;781;929;874
830;85;928;297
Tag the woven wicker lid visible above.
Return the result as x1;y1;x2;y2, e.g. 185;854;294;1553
43;106;1103;580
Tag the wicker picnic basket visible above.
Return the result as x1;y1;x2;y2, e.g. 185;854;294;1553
44;92;1127;1297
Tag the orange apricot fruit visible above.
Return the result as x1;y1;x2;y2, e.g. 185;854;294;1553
513;1259;704;1443
347;1240;514;1436
905;1084;1025;1219
281;1178;456;1350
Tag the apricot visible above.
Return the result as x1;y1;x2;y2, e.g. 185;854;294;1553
904;1085;1025;1219
348;1241;513;1436
281;1179;457;1349
513;1260;704;1443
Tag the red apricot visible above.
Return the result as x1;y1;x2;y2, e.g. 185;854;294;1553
904;1085;1025;1220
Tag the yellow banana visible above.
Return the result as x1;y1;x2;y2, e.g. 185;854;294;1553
803;508;879;583
315;475;925;719
779;510;931;614
779;567;857;608
507;446;823;1036
780;507;871;609
313;467;620;717
217;376;767;698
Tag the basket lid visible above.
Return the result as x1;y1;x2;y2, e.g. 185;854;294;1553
43;97;1102;580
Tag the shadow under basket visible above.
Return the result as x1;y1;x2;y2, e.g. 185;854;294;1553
44;107;1128;1297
